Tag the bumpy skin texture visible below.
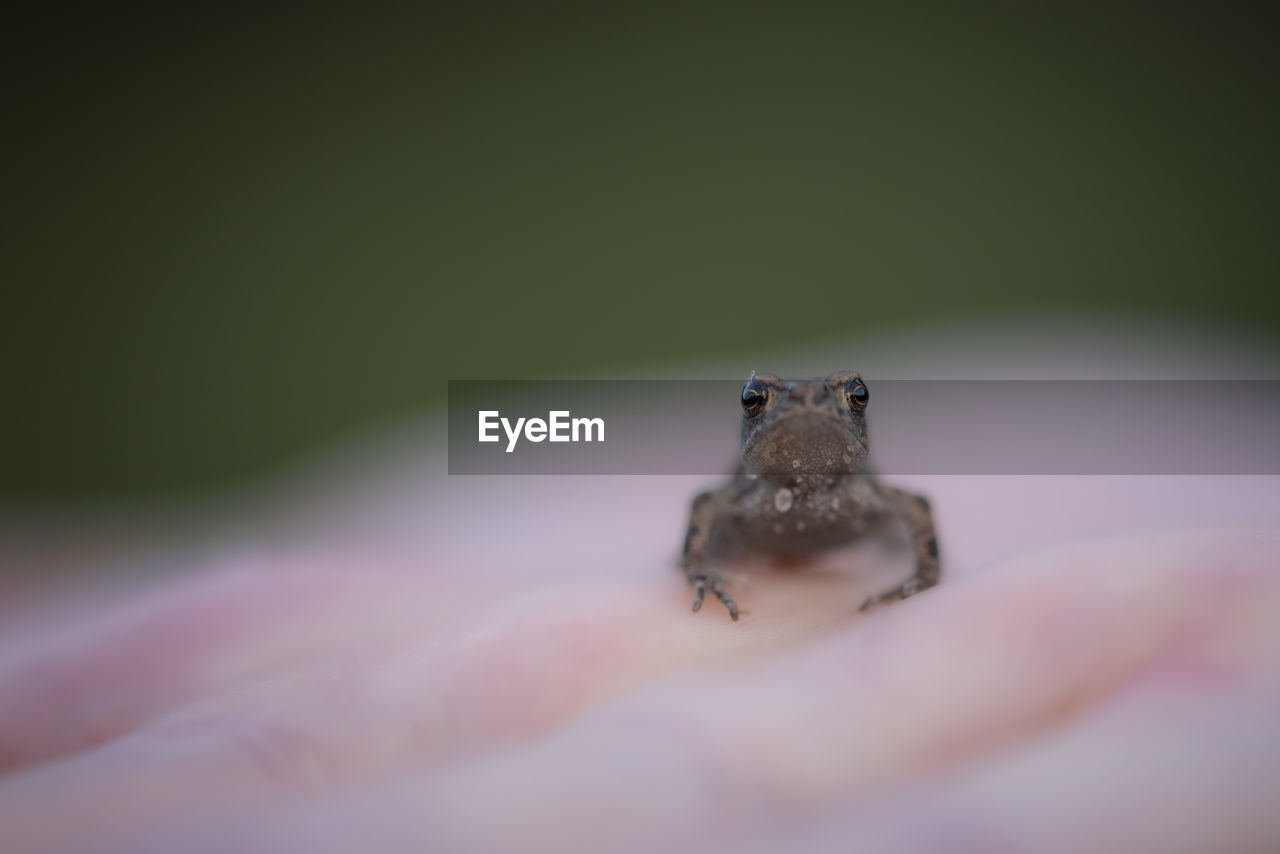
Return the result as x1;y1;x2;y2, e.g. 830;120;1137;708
680;372;940;619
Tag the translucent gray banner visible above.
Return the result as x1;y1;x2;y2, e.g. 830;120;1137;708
447;380;1280;475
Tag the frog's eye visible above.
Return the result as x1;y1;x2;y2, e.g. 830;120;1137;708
741;380;768;418
845;377;869;409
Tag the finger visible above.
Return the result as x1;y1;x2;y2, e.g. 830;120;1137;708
771;666;1280;853
0;558;898;854
0;553;477;775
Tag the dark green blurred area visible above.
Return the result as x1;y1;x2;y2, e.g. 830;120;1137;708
4;3;1278;500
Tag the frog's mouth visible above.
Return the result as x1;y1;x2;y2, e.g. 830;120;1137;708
742;413;869;476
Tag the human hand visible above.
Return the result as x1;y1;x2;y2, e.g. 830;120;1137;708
2;472;1278;852
3;320;1279;853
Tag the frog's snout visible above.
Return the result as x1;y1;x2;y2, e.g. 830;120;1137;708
743;413;867;475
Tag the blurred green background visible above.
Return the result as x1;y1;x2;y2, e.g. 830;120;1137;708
4;3;1278;500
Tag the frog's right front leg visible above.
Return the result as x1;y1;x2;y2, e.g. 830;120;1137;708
680;489;739;620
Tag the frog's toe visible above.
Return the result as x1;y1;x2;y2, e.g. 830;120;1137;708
690;577;707;612
713;585;739;620
859;576;929;612
689;575;739;620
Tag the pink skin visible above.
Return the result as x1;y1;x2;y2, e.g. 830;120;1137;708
1;356;1279;852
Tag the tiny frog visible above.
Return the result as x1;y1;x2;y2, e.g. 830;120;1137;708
680;371;940;620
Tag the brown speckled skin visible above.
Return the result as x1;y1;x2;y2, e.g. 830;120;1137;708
680;372;940;620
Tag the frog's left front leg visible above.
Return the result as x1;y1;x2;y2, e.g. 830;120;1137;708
680;489;739;620
858;486;941;611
